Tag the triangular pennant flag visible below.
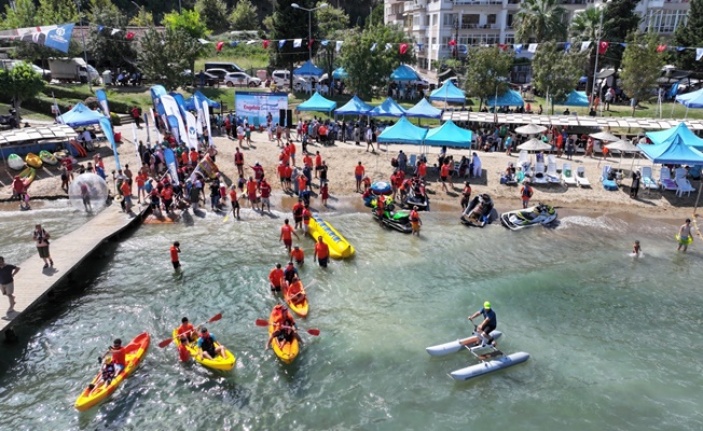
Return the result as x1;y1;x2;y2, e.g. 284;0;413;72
230;41;239;47
657;44;667;53
580;41;591;52
677;46;686;52
370;43;377;51
696;48;703;61
498;43;507;51
263;39;270;49
528;43;538;53
416;43;423;51
246;40;257;45
448;39;457;46
321;40;329;46
216;41;225;52
619;42;627;48
125;32;135;41
198;38;210;44
111;28;121;36
598;41;609;55
97;25;104;33
399;43;408;54
278;39;285;49
385;43;392;51
293;39;302;48
564;42;571;52
514;44;523;54
335;40;343;53
308;38;314;47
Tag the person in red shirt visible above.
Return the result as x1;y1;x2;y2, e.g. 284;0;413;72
259;178;272;212
268;263;284;294
354;161;365;193
290;245;304;265
136;170;148;203
314;151;322;178
108;338;127;372
410;206;422;236
277;162;287;191
170;241;181;271
177;336;191;362
440;161;452;192
301;204;312;235
120;180;132;213
288;141;297;165
297;174;307;199
176;316;196;342
246;176;258;208
181;150;189;168
283;164;293;192
280;218;300;254
161;184;174;213
234;147;244;177
228;185;240;219
292;199;304;229
313;236;330;268
279;148;290;166
416;160;427;180
189;148;199;166
320;181;329;207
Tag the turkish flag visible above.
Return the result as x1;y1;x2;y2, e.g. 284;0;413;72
263;39;270;49
125;32;135;41
399;43;408;55
498;44;507;51
656;44;667;53
598;41;609;55
216;41;225;52
448;39;457;46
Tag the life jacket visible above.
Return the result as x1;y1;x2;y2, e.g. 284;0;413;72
234;152;243;164
522;186;532;198
410;210;420;222
200;335;215;353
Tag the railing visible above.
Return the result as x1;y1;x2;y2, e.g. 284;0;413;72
461;23;500;29
454;0;504;4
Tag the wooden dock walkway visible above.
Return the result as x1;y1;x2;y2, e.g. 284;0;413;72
0;205;146;338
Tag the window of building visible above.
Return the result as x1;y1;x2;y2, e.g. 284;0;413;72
425;15;430;25
413;15;421;26
443;13;457;27
432;14;438;25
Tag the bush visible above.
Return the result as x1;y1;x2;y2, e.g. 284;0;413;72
110;112;121;126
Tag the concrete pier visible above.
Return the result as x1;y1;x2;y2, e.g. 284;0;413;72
1;205;146;339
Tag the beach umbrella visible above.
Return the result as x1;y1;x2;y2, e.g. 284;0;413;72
517;138;552;152
590;131;620;142
515;124;547;135
605;139;641;170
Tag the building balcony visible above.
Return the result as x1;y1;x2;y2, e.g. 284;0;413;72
453;0;505;5
460;23;502;30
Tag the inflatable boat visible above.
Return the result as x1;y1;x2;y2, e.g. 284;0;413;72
8;153;24;170
308;214;355;259
449;352;530;381
500;203;557;230
25;153;43;169
39;150;58;165
426;331;504;357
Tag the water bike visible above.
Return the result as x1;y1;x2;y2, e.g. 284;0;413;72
371;198;412;233
460;194;498;228
401;186;430;211
500;203;557;231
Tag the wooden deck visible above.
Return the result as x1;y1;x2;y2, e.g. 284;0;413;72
0;205;146;338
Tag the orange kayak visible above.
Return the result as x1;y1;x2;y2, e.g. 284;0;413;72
74;332;150;411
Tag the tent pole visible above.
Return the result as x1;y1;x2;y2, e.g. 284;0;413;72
693;178;703;217
670;101;676;118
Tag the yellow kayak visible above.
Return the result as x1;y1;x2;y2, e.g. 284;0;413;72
172;329;235;371
284;281;309;318
74;332;150;411
268;307;299;364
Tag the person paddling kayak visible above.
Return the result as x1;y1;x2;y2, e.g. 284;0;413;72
285;275;306;305
176;317;197;342
266;305;303;350
108;338;127;372
462;301;497;347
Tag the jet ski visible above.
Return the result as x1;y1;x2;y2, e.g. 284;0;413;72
460;194;498;227
401;181;430;211
371;198;412;233
500;203;557;230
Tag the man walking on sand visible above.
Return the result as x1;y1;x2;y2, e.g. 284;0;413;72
0;257;19;314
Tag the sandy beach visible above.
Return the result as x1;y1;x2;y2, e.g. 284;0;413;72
0;122;699;221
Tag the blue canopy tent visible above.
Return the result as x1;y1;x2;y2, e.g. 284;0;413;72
646;122;703;151
639;128;703;165
335;95;374;116
293;60;324;77
485;89;524;108
404;98;442;119
377;116;427;145
675;88;703;109
58;102;105;127
297;91;337;113
390;64;419;82
369;97;406;117
185;91;221;111
560;90;589;107
424;120;473;148
428;80;466;104
332;67;348;80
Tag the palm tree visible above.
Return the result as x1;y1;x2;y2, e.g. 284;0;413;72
514;0;568;43
570;7;602;99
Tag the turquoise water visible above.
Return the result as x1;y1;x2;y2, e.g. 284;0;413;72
0;202;702;430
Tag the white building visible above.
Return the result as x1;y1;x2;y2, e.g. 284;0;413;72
385;0;690;72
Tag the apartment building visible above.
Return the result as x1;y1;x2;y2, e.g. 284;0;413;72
385;0;690;72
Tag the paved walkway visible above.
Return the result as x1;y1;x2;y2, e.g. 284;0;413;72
0;205;145;336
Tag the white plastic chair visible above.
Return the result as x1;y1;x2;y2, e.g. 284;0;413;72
562;163;577;186
640;166;659;190
659;167;678;191
676;177;696;197
576;166;591;187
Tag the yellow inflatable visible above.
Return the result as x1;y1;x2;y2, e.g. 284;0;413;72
308;214;355;259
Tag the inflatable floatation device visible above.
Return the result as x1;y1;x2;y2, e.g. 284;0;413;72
308;214;355;259
370;181;392;196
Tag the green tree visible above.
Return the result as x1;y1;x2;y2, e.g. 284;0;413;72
463;46;513;108
531;42;587;112
339;24;415;99
268;0;319;74
0;62;45;113
229;0;259;31
195;0;230;34
87;0;137;70
129;7;156;26
602;0;641;71
514;0;567;43
139;27;203;90
316;4;350;37
367;3;384;28
570;7;602;100
163;9;210;39
620;33;665;116
673;0;703;73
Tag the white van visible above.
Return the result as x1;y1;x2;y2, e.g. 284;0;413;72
272;70;307;91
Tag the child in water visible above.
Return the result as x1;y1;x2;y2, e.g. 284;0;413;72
632;240;642;257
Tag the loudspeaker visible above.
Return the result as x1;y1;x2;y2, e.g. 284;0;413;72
279;109;293;128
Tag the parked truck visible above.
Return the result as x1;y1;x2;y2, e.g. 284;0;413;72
48;57;100;84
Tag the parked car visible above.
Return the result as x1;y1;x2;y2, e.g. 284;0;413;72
224;72;261;87
205;68;230;82
271;70;308;91
182;70;219;86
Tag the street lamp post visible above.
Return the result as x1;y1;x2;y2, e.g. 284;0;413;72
591;0;610;113
291;3;328;64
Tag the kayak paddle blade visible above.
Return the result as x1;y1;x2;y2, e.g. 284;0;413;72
307;329;320;336
158;338;173;348
255;319;269;327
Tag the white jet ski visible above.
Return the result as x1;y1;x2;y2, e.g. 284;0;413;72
500;203;557;231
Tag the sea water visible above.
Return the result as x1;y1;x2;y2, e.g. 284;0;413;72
0;202;702;431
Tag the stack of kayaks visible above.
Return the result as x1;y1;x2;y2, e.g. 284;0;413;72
171;329;236;371
39;150;58;165
25;153;43;169
74;332;151;411
18;167;36;187
8;153;24;170
268;307;299;364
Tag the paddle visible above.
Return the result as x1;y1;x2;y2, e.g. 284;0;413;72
255;318;320;336
223;208;234;223
158;313;223;348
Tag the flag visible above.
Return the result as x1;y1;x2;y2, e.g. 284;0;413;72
580;41;591;52
676;46;686;52
321;40;329;46
111;28;121;36
598;41;609;55
385;43;392;51
97;25;104;33
0;23;75;53
294;39;302;48
619;43;627;48
514;44;522;54
448;39;457;46
416;43;423;51
202;101;214;147
309;38;314;47
125;32;135;40
697;48;703;61
99;117;121;171
230;41;239;47
399;43;408;54
96;89;110;117
498;44;507;51
263;39;270;49
370;43;377;51
657;44;667;53
278;39;285;49
216;41;224;52
335;40;343;53
198;38;210;44
528;43;538;53
564;42;571;52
